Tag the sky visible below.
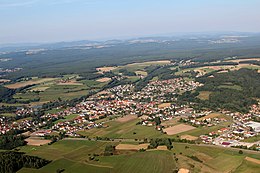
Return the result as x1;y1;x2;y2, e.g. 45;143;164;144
0;0;260;44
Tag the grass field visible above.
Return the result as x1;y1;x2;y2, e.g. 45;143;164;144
0;113;16;117
17;139;176;173
16;139;260;173
5;78;58;89
242;135;260;143
12;78;106;105
179;121;232;137
77;119;163;139
173;143;260;173
197;112;228;121
197;91;211;100
113;60;170;75
55;114;79;123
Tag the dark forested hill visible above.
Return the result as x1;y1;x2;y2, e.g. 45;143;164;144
1;33;260;79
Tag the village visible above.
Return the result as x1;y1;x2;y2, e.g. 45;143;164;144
0;76;259;151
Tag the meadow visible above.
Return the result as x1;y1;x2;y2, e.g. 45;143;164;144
16;139;260;173
10;76;107;105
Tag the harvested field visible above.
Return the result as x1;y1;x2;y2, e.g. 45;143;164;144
227;58;260;63
128;60;171;66
217;70;229;73
0;79;10;83
180;135;198;141
197;112;223;121
57;80;83;85
96;66;116;73
163;124;196;135
245;157;260;165
158;103;171;109
6;78;56;89
25;138;51;146
116;115;137;123
135;70;148;76
156;146;168;150
96;77;111;82
115;143;149;150
178;168;190;173
161;118;180;127
30;86;50;91
202;65;235;71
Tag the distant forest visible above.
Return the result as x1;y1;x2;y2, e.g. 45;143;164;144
2;34;260;80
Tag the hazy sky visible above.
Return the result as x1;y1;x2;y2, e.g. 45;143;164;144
0;0;260;44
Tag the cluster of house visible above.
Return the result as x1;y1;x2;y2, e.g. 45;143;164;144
1;77;203;136
199;103;260;149
180;112;228;127
0;67;22;73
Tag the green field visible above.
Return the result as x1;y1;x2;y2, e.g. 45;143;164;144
197;91;212;100
17;139;176;173
178;121;232;137
16;139;260;173
77;118;164;139
242;135;260;143
173;143;260;173
55;114;79;123
0;113;16;117
12;77;106;105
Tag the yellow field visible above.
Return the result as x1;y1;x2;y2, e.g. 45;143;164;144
30;86;50;91
6;78;57;89
126;60;171;67
197;112;224;121
0;79;11;83
96;77;111;82
116;115;137;123
178;168;190;173
25;138;51;146
163;124;196;135
115;143;149;150
245;157;260;165
158;103;171;109
135;70;148;76
227;58;260;63
180;135;198;141
161;118;180;127
96;66;116;73
156;146;168;150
